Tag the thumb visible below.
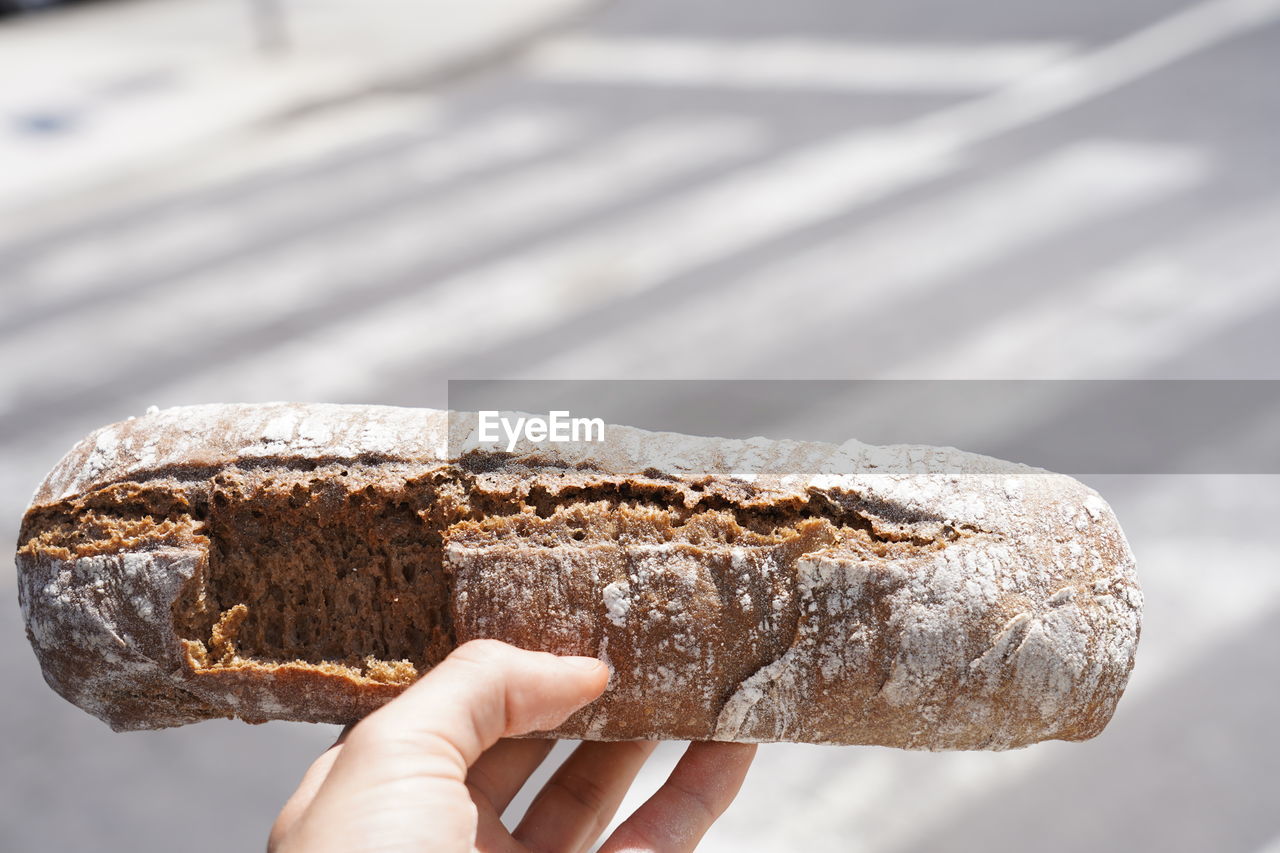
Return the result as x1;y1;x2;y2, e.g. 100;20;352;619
332;639;609;785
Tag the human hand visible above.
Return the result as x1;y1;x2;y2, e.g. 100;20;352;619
269;639;757;852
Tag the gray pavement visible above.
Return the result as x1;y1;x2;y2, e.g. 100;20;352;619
3;0;1280;850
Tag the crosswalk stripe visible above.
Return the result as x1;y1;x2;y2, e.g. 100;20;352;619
3;108;578;324
133;129;964;403
885;195;1280;381
527;140;1209;379
525;36;1074;93
0;94;443;253
904;0;1280;150
0;116;767;416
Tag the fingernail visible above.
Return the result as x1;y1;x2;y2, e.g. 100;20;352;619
563;656;603;670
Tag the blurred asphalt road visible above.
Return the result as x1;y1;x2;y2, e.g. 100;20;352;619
0;0;598;212
3;0;1279;850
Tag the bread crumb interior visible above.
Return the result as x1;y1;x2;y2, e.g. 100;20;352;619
22;461;965;686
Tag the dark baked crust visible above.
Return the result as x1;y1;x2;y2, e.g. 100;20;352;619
15;403;1141;748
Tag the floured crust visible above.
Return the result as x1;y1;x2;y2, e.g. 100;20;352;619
15;403;1141;748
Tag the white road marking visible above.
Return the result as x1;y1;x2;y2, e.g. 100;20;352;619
143;129;963;402
904;0;1280;148
525;36;1074;92
798;197;1280;474
529;140;1210;379
0;95;442;253
0;117;767;412
5;109;576;319
885;195;1280;380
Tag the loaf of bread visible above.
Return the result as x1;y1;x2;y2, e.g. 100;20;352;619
15;403;1140;749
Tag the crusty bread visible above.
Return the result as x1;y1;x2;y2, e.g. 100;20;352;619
15;403;1141;749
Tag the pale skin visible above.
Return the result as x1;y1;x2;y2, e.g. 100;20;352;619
269;639;757;853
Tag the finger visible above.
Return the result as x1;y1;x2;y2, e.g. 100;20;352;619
514;740;659;853
599;741;757;853
321;639;608;793
466;737;556;813
268;727;351;851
